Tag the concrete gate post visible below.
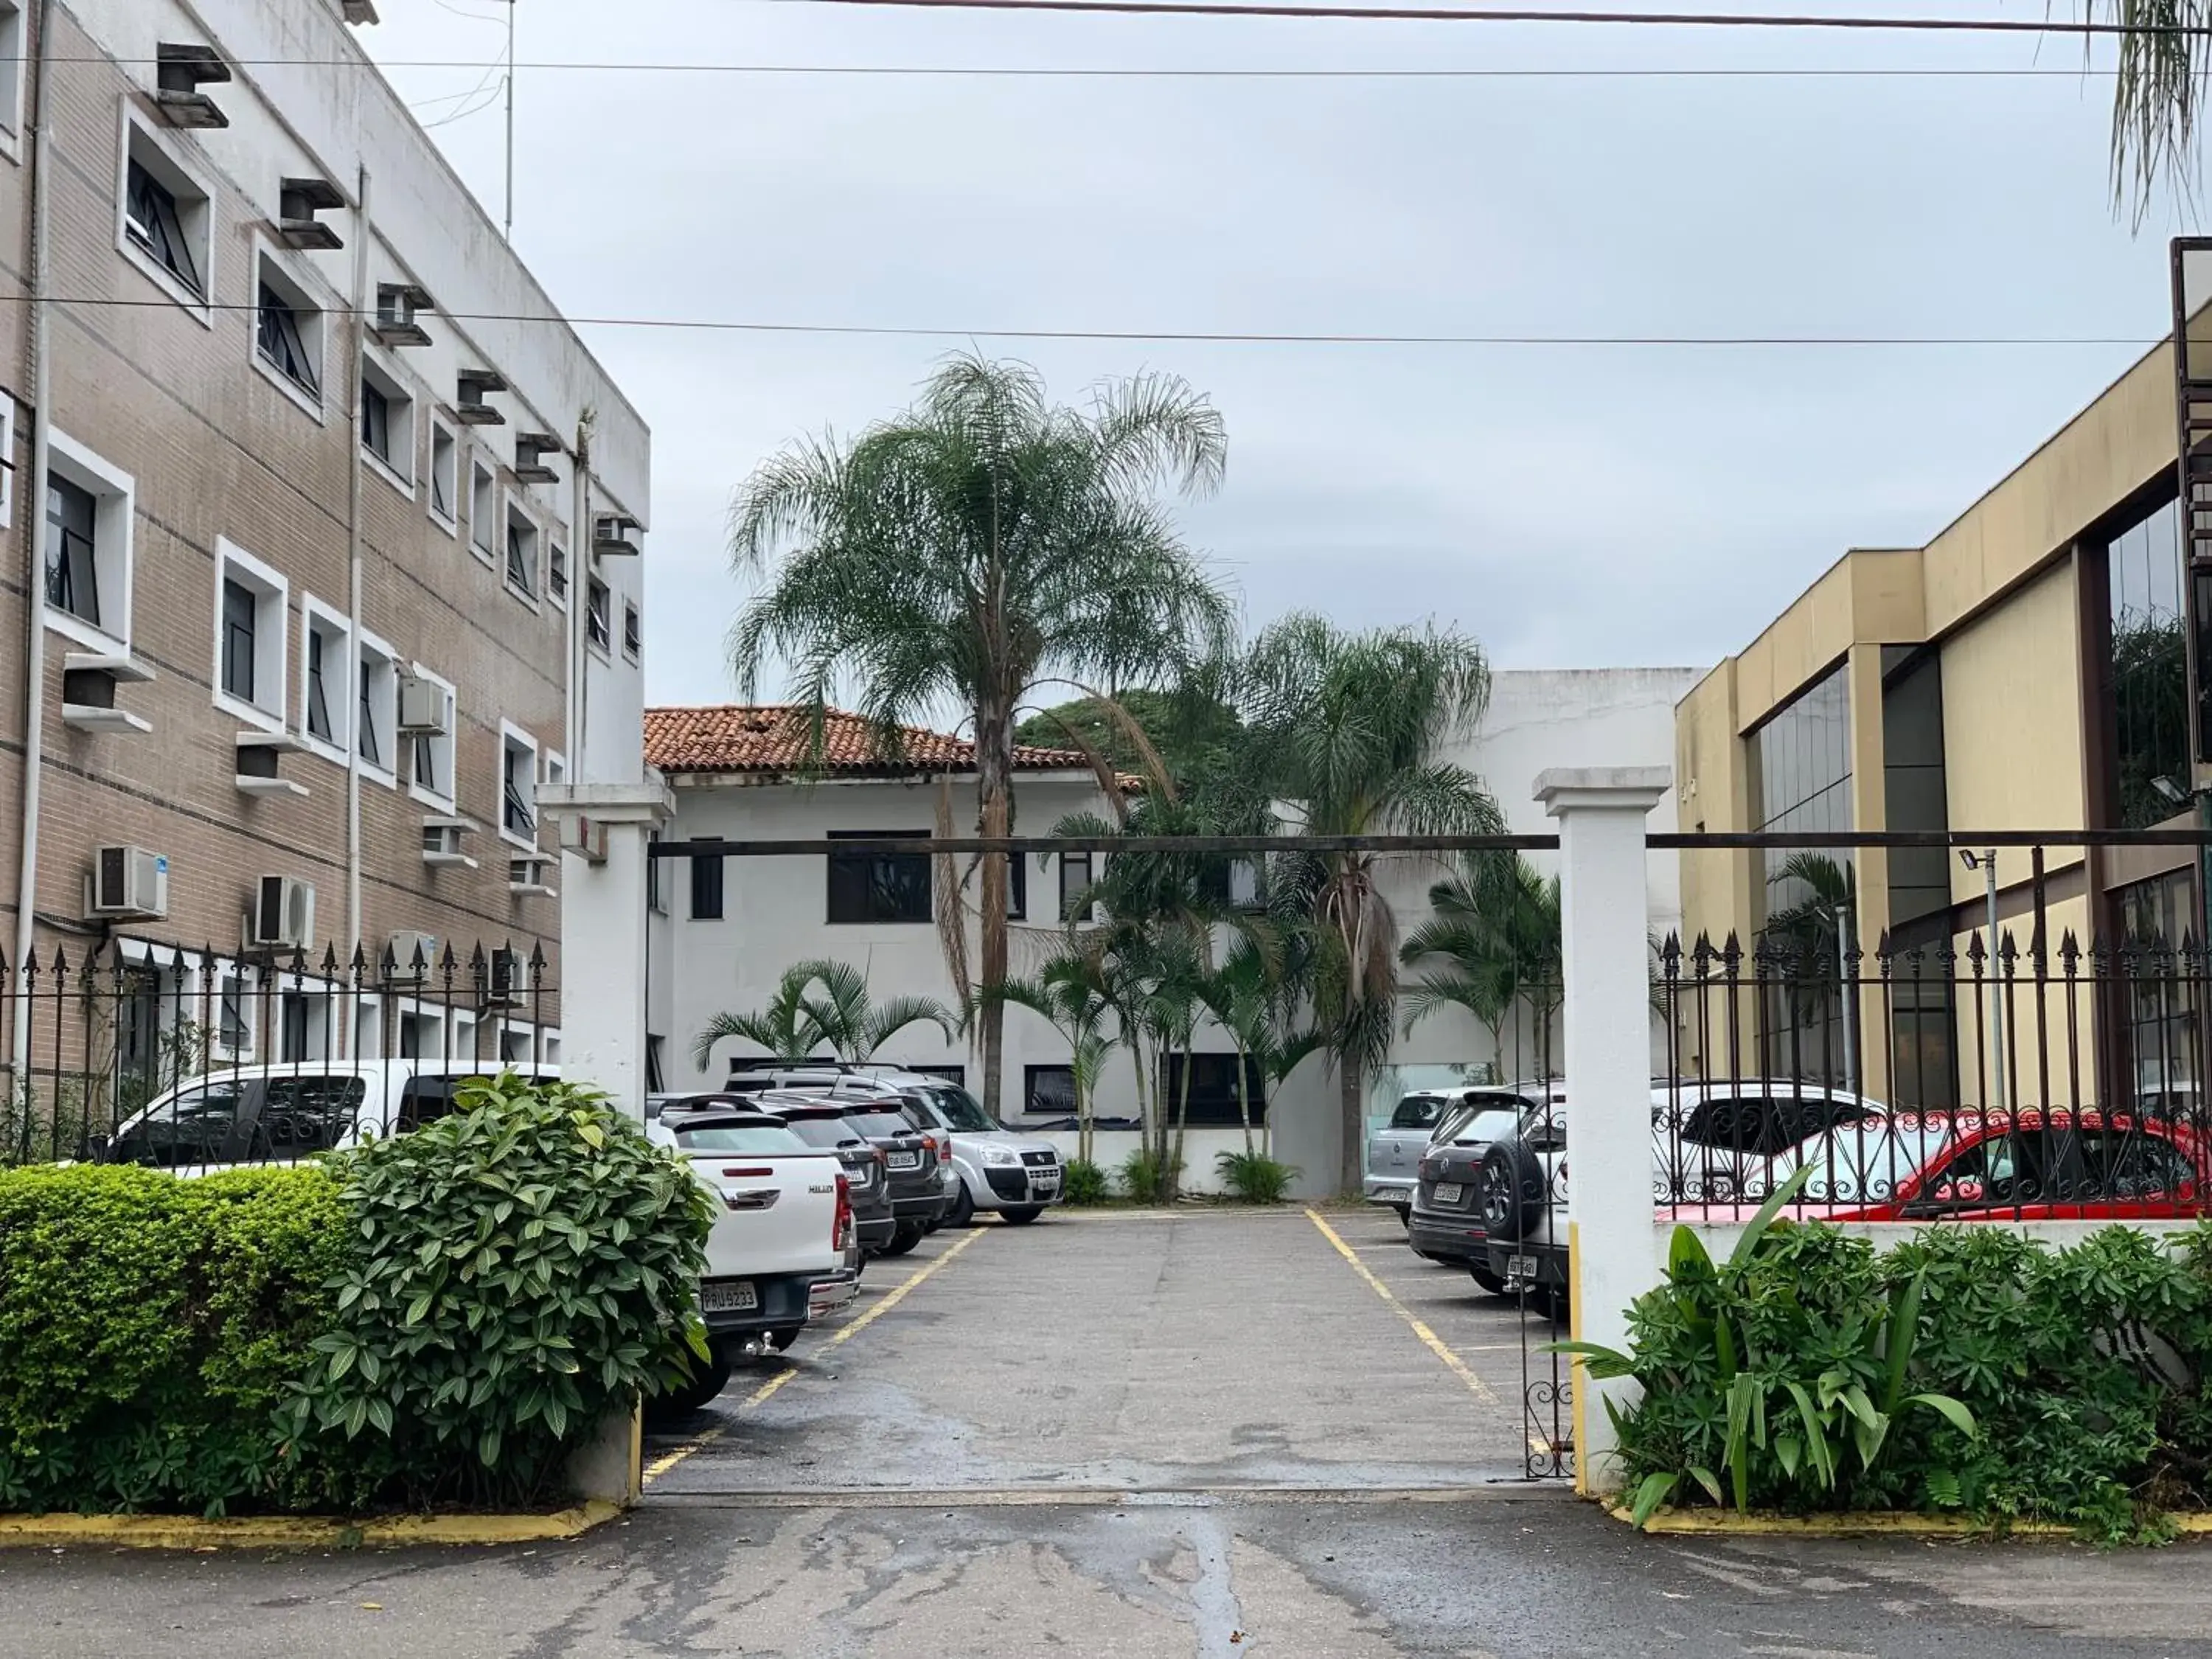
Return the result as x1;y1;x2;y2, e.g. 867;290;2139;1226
536;774;673;1509
1537;766;1669;1500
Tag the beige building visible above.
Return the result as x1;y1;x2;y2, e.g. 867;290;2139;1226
1676;327;2196;1113
1;0;650;1083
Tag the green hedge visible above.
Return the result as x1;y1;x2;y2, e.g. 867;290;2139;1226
0;1078;712;1517
1582;1206;2212;1542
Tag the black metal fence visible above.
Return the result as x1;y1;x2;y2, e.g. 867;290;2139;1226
1653;916;2212;1222
0;941;556;1167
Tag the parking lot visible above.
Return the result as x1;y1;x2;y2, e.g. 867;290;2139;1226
18;1206;2212;1657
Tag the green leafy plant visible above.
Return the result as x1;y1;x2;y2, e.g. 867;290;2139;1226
1060;1158;1111;1206
288;1075;714;1508
0;1162;386;1515
1119;1147;1184;1206
1554;1167;1976;1529
1215;1150;1299;1205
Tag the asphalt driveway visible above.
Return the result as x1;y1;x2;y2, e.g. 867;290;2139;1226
10;1206;2212;1657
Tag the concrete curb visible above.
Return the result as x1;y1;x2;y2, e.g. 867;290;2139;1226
0;1499;626;1551
1606;1503;2212;1540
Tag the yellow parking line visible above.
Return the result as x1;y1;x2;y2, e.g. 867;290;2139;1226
1304;1209;1497;1405
644;1228;987;1485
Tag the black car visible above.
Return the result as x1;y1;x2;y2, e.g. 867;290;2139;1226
759;1091;948;1256
661;1091;897;1256
1405;1091;1556;1294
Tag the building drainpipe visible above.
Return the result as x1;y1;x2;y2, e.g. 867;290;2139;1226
344;168;372;995
10;0;58;1083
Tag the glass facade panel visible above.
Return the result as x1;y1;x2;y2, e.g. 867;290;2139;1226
2110;496;2189;830
1748;662;1854;1087
2119;870;2201;1111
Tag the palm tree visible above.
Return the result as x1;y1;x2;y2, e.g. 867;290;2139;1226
1756;853;1857;1088
1236;614;1503;1194
2098;0;2212;218
692;959;955;1076
985;950;1119;1162
1401;853;1564;1084
1198;935;1322;1158
728;353;1235;1118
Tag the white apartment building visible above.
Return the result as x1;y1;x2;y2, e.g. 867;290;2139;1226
646;669;1691;1197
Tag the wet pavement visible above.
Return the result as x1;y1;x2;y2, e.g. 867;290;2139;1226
11;1206;2212;1656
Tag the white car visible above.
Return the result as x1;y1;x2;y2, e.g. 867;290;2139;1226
100;1060;561;1172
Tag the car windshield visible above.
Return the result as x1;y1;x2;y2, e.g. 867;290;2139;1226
1391;1096;1444;1131
673;1123;810;1154
923;1085;1001;1133
1447;1107;1520;1147
785;1118;863;1150
843;1110;914;1138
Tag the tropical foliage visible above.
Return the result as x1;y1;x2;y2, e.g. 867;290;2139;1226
728;352;1234;1115
1400;852;1562;1081
693;959;957;1074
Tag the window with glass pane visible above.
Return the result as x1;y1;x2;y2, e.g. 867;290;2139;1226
44;473;97;624
218;975;250;1053
2120;869;2201;1110
361;378;391;462
430;425;456;520
1023;1065;1076;1116
470;464;495;554
2109;497;2188;830
586;578;611;651
1747;662;1854;1085
305;626;335;742
1157;1052;1267;1128
827;831;931;924
690;838;724;920
1059;851;1093;922
220;578;257;702
503;738;535;836
507;519;535;595
124;159;200;294
257;282;318;395
358;650;383;768
622;601;640;659
549;543;568;604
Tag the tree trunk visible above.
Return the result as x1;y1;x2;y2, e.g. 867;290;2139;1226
1169;1049;1192;1200
1234;1045;1253;1158
1338;1053;1364;1197
975;698;1012;1120
1076;1064;1093;1164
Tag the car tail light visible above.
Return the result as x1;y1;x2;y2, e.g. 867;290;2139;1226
921;1133;936;1154
834;1172;853;1250
937;1136;952;1164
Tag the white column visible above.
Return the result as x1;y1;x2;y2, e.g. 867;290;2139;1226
538;777;672;1121
1538;765;1669;1500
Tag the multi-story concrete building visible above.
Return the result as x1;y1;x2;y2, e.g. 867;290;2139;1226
646;669;1691;1197
1;0;649;1079
1674;312;2202;1113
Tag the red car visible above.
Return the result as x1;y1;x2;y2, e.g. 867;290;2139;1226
1658;1107;2208;1225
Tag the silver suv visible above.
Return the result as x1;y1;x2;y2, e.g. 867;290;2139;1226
719;1062;1064;1226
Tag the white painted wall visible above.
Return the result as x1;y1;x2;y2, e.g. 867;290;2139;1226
650;669;1694;1197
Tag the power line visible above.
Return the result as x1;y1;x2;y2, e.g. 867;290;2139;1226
16;292;2159;349
755;0;2210;35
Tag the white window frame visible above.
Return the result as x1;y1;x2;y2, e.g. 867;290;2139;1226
406;661;459;813
297;595;352;767
116;111;213;326
622;598;641;663
43;428;136;655
0;2;28;154
211;537;288;734
251;243;327;422
467;458;497;563
356;627;400;787
585;575;612;661
497;720;540;851
504;504;540;605
397;1005;445;1062
547;538;568;611
358;352;415;497
427;420;459;535
211;964;257;1062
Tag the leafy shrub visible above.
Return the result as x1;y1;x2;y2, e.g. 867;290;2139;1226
1119;1148;1184;1206
1060;1158;1111;1206
0;1162;386;1514
1215;1151;1299;1204
290;1076;715;1509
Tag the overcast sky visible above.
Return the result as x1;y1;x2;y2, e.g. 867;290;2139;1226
366;0;2194;711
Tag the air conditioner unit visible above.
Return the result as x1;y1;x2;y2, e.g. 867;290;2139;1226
154;43;231;128
455;369;507;426
484;947;536;1008
89;846;170;919
384;929;440;978
592;514;641;557
251;874;316;949
508;853;557;898
397;674;449;735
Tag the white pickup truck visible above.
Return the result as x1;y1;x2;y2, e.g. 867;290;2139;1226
649;1102;863;1414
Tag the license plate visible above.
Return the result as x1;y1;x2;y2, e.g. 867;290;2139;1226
1032;1174;1061;1192
1506;1254;1539;1281
700;1280;758;1313
1432;1182;1464;1205
887;1151;920;1170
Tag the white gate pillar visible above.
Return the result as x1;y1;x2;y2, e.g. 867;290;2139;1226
538;776;672;1123
1538;765;1669;1499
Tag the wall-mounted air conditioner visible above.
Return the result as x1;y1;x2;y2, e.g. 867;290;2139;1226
508;853;557;898
455;369;507;426
251;874;316;949
384;929;441;978
274;177;345;250
422;815;479;871
592;514;641;557
397;675;449;735
371;282;433;348
88;846;170;919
